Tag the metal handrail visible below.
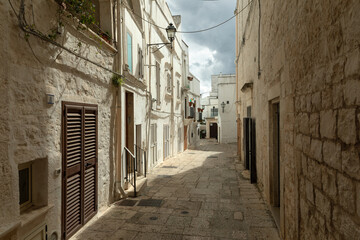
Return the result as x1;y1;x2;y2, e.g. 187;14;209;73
124;147;136;197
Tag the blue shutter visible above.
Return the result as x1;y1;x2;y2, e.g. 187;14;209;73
127;33;132;73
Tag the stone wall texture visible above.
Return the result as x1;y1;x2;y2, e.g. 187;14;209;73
1;0;116;238
236;0;360;239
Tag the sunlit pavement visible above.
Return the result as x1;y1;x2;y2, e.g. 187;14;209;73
72;139;280;240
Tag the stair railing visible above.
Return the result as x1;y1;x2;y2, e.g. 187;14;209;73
124;147;136;197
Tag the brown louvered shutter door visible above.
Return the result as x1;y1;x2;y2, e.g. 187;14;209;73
63;105;83;238
62;103;98;240
83;107;97;221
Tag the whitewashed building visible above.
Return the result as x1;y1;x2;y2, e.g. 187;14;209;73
183;73;201;149
217;75;237;143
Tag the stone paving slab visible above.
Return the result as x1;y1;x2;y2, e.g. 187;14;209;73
71;139;280;240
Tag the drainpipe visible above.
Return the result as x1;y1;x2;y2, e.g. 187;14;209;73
115;0;127;199
146;1;153;171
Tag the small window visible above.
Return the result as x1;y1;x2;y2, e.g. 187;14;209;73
156;62;161;105
166;73;171;93
127;33;133;73
19;163;32;211
177;81;180;99
138;46;143;79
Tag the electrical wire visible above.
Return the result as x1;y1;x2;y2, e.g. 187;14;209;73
129;0;254;34
178;0;253;34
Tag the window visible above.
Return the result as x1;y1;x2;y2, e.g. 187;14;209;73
211;108;218;117
190;107;195;118
127;33;133;73
138;46;143;79
166;73;171;93
156;62;160;105
19;162;32;211
177;81;180;99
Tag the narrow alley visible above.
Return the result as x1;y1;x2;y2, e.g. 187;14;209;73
72;139;279;240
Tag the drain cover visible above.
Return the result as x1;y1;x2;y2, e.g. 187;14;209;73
149;216;158;220
157;175;172;178
138;199;163;207
181;211;189;215
116;199;138;206
161;166;177;169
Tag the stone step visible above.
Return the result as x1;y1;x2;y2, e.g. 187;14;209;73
124;176;147;197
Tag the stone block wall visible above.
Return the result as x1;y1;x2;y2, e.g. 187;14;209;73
1;0;117;238
237;0;360;239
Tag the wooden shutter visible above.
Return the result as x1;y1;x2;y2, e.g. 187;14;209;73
83;107;97;221
62;103;98;240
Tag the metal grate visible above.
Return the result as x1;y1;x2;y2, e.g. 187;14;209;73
116;199;138;206
157;175;172;178
137;199;163;207
161;166;177;169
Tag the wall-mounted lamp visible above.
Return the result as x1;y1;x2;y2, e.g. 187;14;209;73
46;93;55;105
221;101;226;113
147;23;176;49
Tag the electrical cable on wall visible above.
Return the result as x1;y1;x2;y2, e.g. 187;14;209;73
130;0;254;34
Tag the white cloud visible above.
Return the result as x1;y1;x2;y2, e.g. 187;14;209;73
186;42;222;94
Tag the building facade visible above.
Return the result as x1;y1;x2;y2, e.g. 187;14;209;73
217;75;237;144
0;0;191;239
236;0;360;239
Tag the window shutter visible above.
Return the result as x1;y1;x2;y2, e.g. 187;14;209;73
83;107;97;220
62;103;98;240
63;106;83;237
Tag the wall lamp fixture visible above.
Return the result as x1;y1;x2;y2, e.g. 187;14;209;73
147;23;176;49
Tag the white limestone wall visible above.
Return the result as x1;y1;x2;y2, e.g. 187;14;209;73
0;0;116;238
218;77;237;143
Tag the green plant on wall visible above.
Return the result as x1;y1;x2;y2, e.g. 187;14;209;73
57;0;96;26
112;75;123;87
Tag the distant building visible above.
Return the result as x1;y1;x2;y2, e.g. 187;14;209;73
217;75;237;143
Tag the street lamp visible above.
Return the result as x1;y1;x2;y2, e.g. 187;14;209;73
221;101;226;113
166;23;176;42
147;23;177;49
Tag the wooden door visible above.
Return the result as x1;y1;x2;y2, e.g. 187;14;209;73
62;102;97;240
125;92;134;173
210;123;218;139
184;125;188;150
136;124;142;174
163;125;170;159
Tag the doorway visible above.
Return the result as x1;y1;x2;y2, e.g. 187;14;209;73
135;124;142;175
184;125;188;150
125;92;134;173
150;124;157;167
163;125;170;160
210;123;218;139
270;102;280;226
62;102;98;240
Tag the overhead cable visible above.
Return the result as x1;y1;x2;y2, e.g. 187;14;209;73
130;0;254;34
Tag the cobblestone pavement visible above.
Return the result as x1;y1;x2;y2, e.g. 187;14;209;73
72;139;280;240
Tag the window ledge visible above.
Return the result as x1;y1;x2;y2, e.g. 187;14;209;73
20;205;54;228
0;221;21;238
60;12;117;54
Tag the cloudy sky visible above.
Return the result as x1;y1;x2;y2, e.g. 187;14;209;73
167;0;237;96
